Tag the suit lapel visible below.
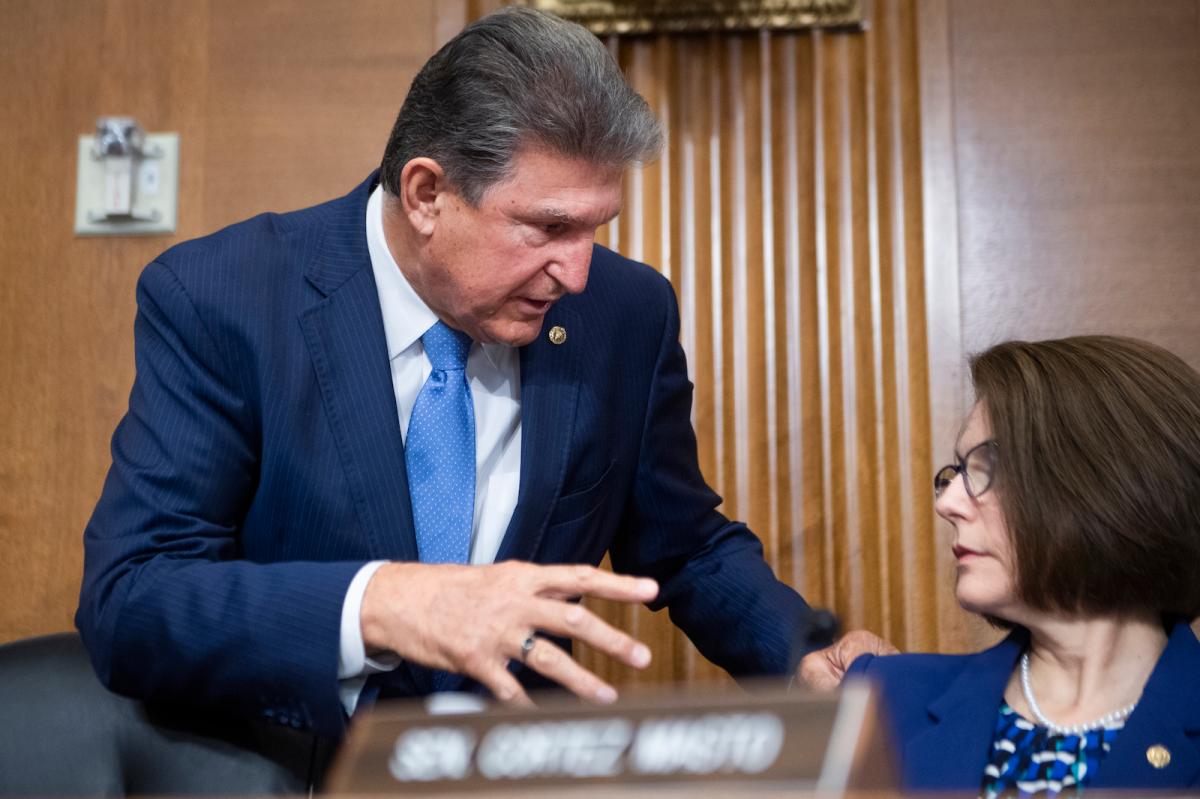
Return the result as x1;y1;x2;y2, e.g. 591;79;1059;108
298;174;418;561
1093;621;1200;789
905;632;1026;789
495;302;583;563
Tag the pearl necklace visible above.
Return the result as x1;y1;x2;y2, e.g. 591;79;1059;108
1020;652;1137;736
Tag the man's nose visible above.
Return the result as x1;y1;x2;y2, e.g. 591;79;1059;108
547;239;593;295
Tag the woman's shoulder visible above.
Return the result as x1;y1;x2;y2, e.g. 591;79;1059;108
844;630;1025;693
846;649;978;688
1143;619;1200;711
842;633;1025;757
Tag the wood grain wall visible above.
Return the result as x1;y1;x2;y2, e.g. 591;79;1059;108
945;0;1200;367
0;0;441;643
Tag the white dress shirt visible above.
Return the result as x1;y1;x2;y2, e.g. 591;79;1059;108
336;185;523;713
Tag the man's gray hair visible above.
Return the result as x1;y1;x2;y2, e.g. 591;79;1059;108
380;6;663;205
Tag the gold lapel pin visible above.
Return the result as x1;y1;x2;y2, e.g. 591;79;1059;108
548;325;567;345
1146;744;1171;769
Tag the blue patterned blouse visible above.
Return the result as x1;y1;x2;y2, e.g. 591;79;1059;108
980;703;1124;798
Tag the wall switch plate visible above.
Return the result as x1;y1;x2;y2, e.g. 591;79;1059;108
74;132;179;236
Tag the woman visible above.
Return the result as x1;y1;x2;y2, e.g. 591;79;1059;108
847;336;1200;795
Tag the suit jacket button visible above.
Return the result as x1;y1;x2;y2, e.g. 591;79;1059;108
1146;744;1171;769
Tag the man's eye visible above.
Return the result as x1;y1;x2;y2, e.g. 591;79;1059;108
542;222;564;235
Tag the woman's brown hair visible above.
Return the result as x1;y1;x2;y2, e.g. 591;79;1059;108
970;335;1200;618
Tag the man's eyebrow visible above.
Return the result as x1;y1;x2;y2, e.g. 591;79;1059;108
526;206;577;225
533;205;622;227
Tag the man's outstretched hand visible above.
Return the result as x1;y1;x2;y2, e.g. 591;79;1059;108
796;629;899;691
361;561;658;705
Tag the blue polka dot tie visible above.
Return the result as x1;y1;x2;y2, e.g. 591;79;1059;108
406;321;475;565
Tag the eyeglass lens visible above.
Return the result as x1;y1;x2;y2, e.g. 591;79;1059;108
933;441;996;498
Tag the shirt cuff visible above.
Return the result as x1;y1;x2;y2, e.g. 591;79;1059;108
339;560;407;716
339;561;388;679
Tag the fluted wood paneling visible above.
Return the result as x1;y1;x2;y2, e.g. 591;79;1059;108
576;1;956;687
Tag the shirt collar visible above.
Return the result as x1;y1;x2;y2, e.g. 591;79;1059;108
365;184;506;368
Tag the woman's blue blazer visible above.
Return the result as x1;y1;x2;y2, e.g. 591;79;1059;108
845;620;1200;792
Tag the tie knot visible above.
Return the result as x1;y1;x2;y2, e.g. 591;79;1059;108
422;321;472;371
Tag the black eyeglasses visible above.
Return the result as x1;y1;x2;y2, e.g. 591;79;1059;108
933;440;999;499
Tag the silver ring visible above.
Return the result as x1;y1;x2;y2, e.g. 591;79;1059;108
519;635;537;664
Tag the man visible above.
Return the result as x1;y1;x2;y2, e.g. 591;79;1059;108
77;7;881;741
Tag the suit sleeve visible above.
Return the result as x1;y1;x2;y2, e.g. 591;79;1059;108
609;278;816;677
75;260;362;738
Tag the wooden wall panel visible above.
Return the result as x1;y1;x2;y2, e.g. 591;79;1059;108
0;0;441;643
578;0;953;688
0;0;212;644
949;0;1200;368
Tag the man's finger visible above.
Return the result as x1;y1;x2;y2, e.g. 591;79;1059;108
798;650;843;692
528;599;652;670
531;564;659;603
795;630;899;693
519;636;619;704
833;630;897;667
476;663;535;708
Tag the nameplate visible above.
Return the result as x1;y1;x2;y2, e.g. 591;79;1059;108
327;681;890;793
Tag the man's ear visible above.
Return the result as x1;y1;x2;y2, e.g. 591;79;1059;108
399;157;447;237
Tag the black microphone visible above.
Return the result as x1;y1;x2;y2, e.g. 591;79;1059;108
792;607;839;665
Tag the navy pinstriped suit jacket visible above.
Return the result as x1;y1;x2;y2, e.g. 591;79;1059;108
76;172;813;738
